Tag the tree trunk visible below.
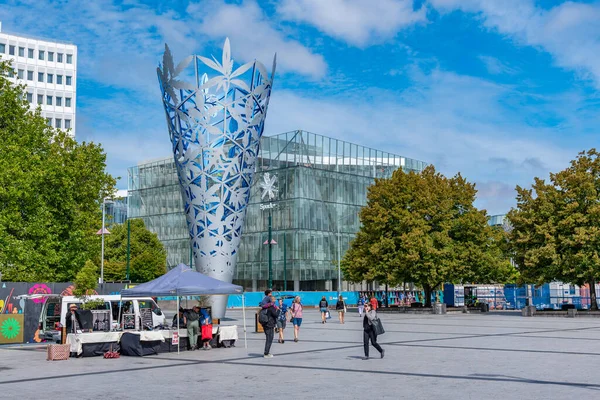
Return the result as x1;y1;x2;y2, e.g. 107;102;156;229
590;278;598;311
423;285;432;308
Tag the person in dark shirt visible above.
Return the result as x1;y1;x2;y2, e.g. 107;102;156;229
172;308;186;328
319;296;329;324
260;289;273;307
184;306;200;350
261;295;279;358
65;303;82;334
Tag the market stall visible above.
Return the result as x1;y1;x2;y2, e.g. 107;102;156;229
121;264;246;354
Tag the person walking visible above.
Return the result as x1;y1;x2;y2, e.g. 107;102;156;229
260;296;278;358
290;296;303;342
358;296;365;317
276;298;288;343
362;303;384;360
336;295;346;324
319;296;329;324
184;305;200;350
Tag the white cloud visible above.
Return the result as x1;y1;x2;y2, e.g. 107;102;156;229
187;0;327;78
277;0;426;47
478;55;518;75
263;66;580;214
430;0;600;88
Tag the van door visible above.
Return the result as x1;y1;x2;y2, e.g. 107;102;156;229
41;297;61;340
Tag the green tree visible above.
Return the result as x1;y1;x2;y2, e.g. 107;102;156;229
73;260;99;298
102;219;167;283
0;60;116;281
508;149;600;310
342;165;510;306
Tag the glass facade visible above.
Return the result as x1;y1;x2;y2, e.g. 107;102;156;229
128;130;426;291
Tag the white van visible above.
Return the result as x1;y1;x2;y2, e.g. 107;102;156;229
32;295;166;342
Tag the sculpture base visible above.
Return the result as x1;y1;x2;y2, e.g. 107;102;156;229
193;252;236;319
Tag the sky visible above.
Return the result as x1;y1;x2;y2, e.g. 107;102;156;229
1;0;599;215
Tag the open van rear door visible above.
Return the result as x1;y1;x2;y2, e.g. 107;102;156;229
15;294;63;342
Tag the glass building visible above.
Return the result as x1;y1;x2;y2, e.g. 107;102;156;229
128;130;427;291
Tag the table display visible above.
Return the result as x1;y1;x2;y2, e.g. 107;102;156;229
64;325;239;357
66;332;121;356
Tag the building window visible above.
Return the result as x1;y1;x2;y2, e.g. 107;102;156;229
66;54;73;64
28;48;34;58
17;69;24;79
26;93;33;103
48;52;54;62
46;96;53;106
46;118;52;126
57;75;63;84
47;74;53;84
55;119;62;129
38;72;44;82
18;47;24;57
37;94;43;104
9;45;15;55
65;97;72;107
56;96;62;106
0;43;5;53
65;119;71;129
39;50;45;60
27;70;33;81
66;76;72;85
57;53;63;62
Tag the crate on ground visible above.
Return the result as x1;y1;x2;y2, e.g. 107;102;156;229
47;344;70;361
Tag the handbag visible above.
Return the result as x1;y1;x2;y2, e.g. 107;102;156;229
201;324;213;340
371;317;385;335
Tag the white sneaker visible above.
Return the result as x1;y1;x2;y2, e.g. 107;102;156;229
263;353;274;358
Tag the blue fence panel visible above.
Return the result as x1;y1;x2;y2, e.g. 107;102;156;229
226;291;359;308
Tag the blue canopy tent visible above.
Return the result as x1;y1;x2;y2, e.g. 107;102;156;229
121;264;246;353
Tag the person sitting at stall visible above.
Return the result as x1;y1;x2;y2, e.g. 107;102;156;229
65;303;82;334
172;308;186;329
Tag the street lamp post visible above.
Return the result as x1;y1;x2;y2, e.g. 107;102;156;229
268;209;273;289
97;198;113;285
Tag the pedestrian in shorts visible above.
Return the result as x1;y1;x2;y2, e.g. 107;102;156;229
276;298;288;343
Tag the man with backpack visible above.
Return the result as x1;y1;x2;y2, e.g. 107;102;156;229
184;305;201;350
259;295;278;358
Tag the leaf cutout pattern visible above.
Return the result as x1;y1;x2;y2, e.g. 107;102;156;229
156;37;275;286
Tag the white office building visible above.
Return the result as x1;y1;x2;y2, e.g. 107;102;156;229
0;22;77;137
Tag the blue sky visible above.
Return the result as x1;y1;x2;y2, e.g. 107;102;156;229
2;0;599;214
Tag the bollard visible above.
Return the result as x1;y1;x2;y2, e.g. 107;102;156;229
521;305;536;317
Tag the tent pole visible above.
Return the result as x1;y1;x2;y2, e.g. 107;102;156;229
177;296;180;355
242;293;247;351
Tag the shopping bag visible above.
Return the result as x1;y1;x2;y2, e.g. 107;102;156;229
201;324;213;340
326;311;331;319
372;317;385;335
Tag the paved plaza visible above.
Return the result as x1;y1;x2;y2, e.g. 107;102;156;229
1;310;600;399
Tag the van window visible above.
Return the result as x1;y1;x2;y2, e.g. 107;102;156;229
138;300;158;311
44;298;61;331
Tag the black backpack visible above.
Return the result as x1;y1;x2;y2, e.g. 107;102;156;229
258;308;269;325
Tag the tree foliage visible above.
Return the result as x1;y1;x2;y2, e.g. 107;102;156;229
73;260;99;298
102;219;167;283
508;149;600;309
342;165;511;306
0;60;116;281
